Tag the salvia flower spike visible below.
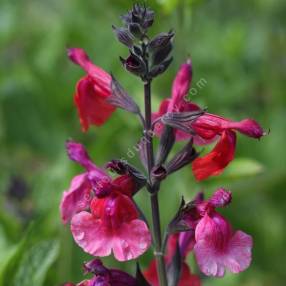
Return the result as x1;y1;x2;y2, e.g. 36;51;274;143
63;2;266;286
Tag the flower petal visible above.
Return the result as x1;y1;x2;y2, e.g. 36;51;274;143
112;219;151;261
170;61;192;110
194;230;252;277
144;260;201;286
194;213;252;277
225;230;252;273
74;76;115;131
194;239;226;277
192;113;264;139
152;99;171;137
179;263;201;286
208;188;232;208
68;48;111;87
66;140;96;171
60;173;91;224
71;211;113;257
192;130;236;181
230;119;264;139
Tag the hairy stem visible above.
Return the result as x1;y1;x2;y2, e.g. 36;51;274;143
144;81;168;286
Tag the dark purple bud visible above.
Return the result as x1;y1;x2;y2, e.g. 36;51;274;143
121;4;154;33
128;22;143;38
156;126;175;165
209;188;232;208
149;57;173;78
108;75;140;114
112;25;134;48
121;12;133;25
149;31;175;51
91;276;110;286
168;198;192;233
165;139;198;175
138;137;148;171
109;269;137;286
120;53;146;77
132;45;143;57
143;9;155;28
161;110;205;135
151;165;167;182
106;159;146;192
168;195;202;234
83;259;109;275
152;42;173;65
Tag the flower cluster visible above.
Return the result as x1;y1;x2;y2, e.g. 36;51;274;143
61;3;265;286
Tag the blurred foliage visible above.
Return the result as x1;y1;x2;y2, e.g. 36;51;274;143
0;0;286;285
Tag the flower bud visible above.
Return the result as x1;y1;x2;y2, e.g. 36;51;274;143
83;259;108;275
149;57;173;78
162;110;205;135
108;75;140;114
209;188;232;208
112;25;133;48
165;140;198;175
156;125;175;165
151;165;167;182
149;31;175;51
152;42;173;66
128;22;144;38
120;53;146;77
106;159;146;192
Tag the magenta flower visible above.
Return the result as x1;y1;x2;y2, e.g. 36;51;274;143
152;60;198;141
68;48;116;131
60;141;151;261
65;259;137;286
194;212;252;277
168;189;252;277
152;60;264;180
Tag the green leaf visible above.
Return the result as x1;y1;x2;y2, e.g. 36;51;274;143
13;240;59;286
0;223;59;286
219;158;265;180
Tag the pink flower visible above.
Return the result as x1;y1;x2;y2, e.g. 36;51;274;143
71;192;151;261
152;59;264;180
60;141;151;261
194;212;252;277
167;189;252;277
68;48;116;131
60;141;111;224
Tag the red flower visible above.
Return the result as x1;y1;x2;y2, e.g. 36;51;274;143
152;60;265;180
68;48;116;131
144;260;201;286
192;130;236;180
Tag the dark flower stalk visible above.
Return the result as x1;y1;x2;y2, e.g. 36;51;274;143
144;79;168;286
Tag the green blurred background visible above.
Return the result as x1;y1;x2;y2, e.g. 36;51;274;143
0;0;285;285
